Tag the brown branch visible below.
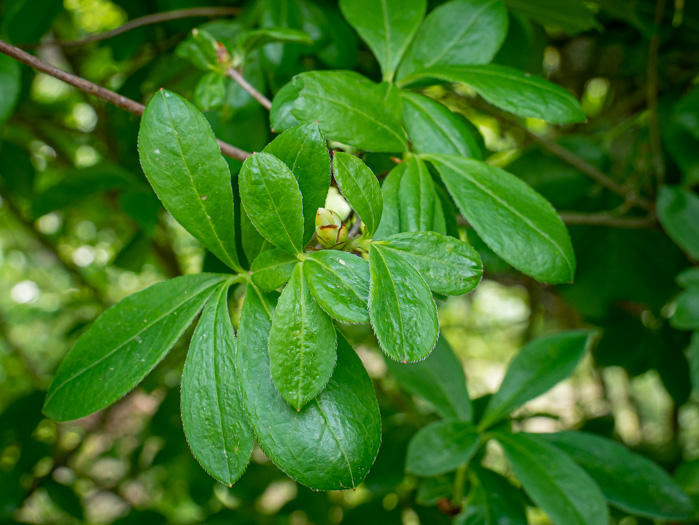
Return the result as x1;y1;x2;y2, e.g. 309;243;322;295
226;67;272;110
646;0;667;186
0;39;251;162
18;7;241;49
558;212;658;229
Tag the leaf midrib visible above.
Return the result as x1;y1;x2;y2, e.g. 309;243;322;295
373;246;408;361
336;155;378;232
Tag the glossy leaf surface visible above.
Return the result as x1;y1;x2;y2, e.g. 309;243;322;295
333;152;383;236
456;468;527;525
406;421;480;476
374;163;405;240
671;288;699;330
250;248;298;291
399;156;438;232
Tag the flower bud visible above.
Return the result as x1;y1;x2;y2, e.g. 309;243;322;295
315;208;348;249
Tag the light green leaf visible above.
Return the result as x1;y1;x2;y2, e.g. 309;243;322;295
368;243;438;362
426;154;576;284
239;152;304;254
397;0;509;80
304;251;370;324
456;468;527;525
251;248;299;291
264;124;330;243
237;285;381;490
401;65;586;124
44;274;228;421
677;267;699;288
333;152;383;236
374;163;405;240
237;27;312;56
494;432;609;525
193;72;226;112
386;336;472;421
398;156;439;232
382;231;482;295
181;282;254;486
270;80;302;132
269;263;337;410
405;421;480;476
339;0;426;81
481;330;591;428
402;92;482;159
0;54;21;125
542;431;694;520
138;90;241;271
657;186;699;260
671;288;699;331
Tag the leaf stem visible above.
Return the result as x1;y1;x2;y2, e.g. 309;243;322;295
452;463;468;506
226;67;272;110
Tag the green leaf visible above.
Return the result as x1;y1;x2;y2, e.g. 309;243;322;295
264;124;330;243
181;282;254;486
333;152;383;236
251;248;298;291
339;0;426;81
239;152;304;254
671;288;699;330
426;154;576;284
690;332;699;393
481;331;591;428
290;71;407;152
397;0;509;81
237;285;381;490
405;421;480;476
193;72;226;112
674;88;699;142
138;90;241;271
401;65;585;124
43;274;228;421
456;468;527;525
269;263;337;410
504;0;599;36
494;432;609;525
677;267;699;288
304;250;370;324
382;232;482;295
402;92;482;159
374;163;405;240
541;431;694;520
398;156;439;232
270;80;302;132
368;243;438;362
0;54;21;125
386;336;472;421
237;27;312;56
657;186;699;260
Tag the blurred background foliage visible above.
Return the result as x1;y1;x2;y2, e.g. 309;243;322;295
0;0;699;523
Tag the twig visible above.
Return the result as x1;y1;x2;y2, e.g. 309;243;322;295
558;212;657;229
646;0;667;186
18;7;241;49
226;67;272;110
0;39;251;162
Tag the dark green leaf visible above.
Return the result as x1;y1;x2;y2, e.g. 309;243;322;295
368;243;438;362
240;210;269;265
0;54;20;125
374;163;405;240
674;88;699;141
690;332;699;393
657;186;699;260
677;267;699;288
333;152;383;236
193;72;226;112
1;0;63;45
304;250;370;324
269;263;337;410
402;92;482;159
43;480;83;520
264;124;330;243
401;65;585;124
270;79;302;132
339;0;426;81
481;331;590;427
237;27;312;56
542;431;694;520
237;285;381;490
399;156;439;232
44;274;228;421
239;152;304;254
671;288;699;330
504;0;599;35
495;432;609;525
397;0;509;80
181;282;254;486
138;90;241;271
426;154;576;284
456;468;527;525
251;248;298;291
405;421;480;476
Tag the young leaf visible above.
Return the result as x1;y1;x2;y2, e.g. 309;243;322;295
237;285;381;490
239;152;304;255
290;71;408;152
368;244;438;362
670;288;699;330
333;152;383;236
181;282;254;487
402;92;482;159
382;231;482;295
401;65;586;124
269;263;337;410
386;336;472;421
138;90;241;271
494;432;609;525
374;163;406;240
43;274;228;421
264;124;330;243
397;0;509;80
657;186;699;260
339;0;426;81
304;251;370;324
398;156;439;232
455;468;527;525
405;421;480;476
541;431;694;520
193;72;226;112
237;27;312;56
481;330;591;428
426;154;576;284
0;54;21;125
251;248;298;291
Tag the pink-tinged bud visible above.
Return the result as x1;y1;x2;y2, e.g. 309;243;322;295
315;208;348;249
